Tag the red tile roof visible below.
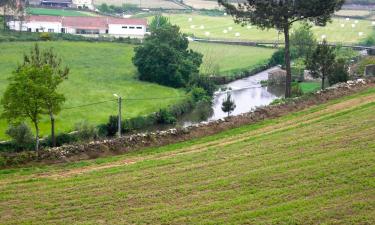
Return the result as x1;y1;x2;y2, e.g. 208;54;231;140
63;16;107;29
27;15;62;23
25;15;147;29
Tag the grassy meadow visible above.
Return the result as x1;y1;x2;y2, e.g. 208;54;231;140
1;87;374;224
26;7;97;17
160;13;375;43
190;42;275;75
0;41;185;140
0;41;275;140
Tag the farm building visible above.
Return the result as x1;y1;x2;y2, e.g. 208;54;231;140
40;0;73;8
7;15;148;37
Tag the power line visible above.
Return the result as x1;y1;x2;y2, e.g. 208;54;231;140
63;99;116;110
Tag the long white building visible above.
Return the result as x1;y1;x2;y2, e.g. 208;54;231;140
8;15;148;38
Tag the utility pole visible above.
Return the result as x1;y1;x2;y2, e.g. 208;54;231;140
114;94;122;137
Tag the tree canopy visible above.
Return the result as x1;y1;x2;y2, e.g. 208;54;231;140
133;17;202;88
218;0;345;97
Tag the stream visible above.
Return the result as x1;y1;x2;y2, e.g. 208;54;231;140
176;66;285;127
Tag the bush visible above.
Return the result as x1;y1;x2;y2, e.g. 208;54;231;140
75;121;98;141
42;132;78;147
356;56;375;76
190;87;210;103
40;32;51;41
189;75;217;96
328;59;349;85
5;123;34;151
105;115;119;137
291;82;303;97
156;109;177;124
269;47;299;67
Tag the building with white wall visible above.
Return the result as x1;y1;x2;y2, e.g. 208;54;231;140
8;15;148;38
72;0;94;10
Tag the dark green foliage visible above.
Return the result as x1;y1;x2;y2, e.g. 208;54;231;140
290;23;317;60
156;109;177;124
328;59;349;85
190;87;210;103
291;82;303;97
270;48;298;66
98;3;138;14
133;21;203;88
218;0;345;98
42;132;78;147
105;115;119;137
189;75;217;96
149;15;171;32
221;93;236;117
360;31;375;47
74;121;98;141
5;123;34;151
306;40;336;90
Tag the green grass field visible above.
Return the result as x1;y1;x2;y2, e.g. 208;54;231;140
0;41;274;140
0;41;185;140
1;87;374;224
300;82;321;93
159;13;375;44
26;7;97;17
190;42;275;75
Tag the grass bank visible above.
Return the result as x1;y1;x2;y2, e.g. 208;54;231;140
26;7;97;17
0;86;374;223
0;41;186;140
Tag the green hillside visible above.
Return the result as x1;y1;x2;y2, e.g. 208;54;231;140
1;87;374;224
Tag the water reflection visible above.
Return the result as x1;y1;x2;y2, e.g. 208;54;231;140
177;67;284;126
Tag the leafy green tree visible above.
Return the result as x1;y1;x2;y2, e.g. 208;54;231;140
1;65;52;151
22;44;69;147
328;58;349;86
306;40;336;90
221;92;236;117
133;22;202;88
290;23;317;60
149;15;171;32
218;0;345;98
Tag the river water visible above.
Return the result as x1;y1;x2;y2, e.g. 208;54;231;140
177;67;285;127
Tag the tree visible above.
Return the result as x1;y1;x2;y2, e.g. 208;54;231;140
306;40;336;90
0;0;16;30
148;15;171;32
22;44;69;147
290;23;317;60
218;0;345;98
221;92;236;117
133;19;202;88
1;65;53;151
328;58;349;86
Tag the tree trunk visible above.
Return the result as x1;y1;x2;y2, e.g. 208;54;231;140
283;24;292;98
50;112;56;147
3;6;6;31
321;74;325;90
34;122;40;153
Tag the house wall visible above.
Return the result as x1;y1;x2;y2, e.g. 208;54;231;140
108;24;146;36
8;21;62;33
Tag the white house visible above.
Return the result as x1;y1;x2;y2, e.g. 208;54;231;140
8;15;148;38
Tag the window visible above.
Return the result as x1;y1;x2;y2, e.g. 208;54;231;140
106;29;109;34
48;29;54;33
122;26;127;29
61;28;66;33
35;28;39;32
129;26;135;29
27;28;31;32
136;27;142;29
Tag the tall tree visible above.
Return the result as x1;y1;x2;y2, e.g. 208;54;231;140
218;0;344;98
306;40;336;90
221;92;236;117
133;20;202;88
1;65;53;152
22;44;69;147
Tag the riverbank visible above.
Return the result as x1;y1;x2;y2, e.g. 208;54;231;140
1;78;373;168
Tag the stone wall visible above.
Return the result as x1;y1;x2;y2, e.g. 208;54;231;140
1;78;373;167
